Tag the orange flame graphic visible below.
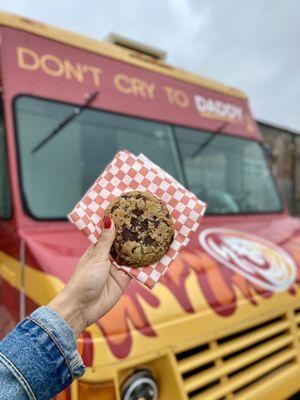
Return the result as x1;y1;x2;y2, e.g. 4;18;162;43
93;236;300;359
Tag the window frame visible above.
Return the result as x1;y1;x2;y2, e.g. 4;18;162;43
0;96;12;220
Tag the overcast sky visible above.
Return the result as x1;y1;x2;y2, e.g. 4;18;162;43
0;0;298;131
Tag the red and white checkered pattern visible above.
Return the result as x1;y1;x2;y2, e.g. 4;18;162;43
69;150;206;288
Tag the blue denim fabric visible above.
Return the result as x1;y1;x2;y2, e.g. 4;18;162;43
0;306;85;399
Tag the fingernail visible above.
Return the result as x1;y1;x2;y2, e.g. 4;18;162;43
103;216;112;229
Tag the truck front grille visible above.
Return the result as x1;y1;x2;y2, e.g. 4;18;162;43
295;307;300;342
175;307;300;400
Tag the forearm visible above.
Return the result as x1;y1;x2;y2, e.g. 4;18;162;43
48;287;85;338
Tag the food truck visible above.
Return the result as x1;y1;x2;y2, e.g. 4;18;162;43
0;11;300;400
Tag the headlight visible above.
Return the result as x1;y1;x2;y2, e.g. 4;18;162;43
121;369;158;400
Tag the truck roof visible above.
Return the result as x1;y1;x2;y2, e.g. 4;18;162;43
0;11;247;100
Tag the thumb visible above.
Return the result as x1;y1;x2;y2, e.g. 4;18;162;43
94;216;115;260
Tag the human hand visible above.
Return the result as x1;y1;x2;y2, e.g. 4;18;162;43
48;216;131;337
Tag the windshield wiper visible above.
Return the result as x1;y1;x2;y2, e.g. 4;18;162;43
191;121;228;159
32;91;99;154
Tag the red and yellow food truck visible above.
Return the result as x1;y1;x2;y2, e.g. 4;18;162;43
1;11;300;400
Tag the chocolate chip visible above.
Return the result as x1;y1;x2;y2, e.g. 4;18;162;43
140;219;149;231
122;228;138;241
130;217;139;227
135;194;145;199
168;232;175;245
111;205;118;213
132;208;144;216
153;220;160;228
144;236;155;245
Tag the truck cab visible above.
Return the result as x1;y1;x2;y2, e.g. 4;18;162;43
0;12;300;400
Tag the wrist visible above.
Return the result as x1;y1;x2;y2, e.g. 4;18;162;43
47;289;86;338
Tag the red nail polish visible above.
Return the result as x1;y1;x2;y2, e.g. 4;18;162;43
103;216;112;229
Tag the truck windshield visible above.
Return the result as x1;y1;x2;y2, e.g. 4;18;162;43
14;96;282;219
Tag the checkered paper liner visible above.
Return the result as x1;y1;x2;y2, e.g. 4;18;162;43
68;150;206;288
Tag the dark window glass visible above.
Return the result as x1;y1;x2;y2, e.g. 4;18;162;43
14;96;182;219
0;103;11;218
175;127;282;214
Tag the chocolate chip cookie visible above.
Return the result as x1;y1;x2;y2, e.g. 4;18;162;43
105;191;174;267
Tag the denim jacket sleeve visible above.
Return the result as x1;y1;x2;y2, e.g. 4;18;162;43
0;306;85;400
